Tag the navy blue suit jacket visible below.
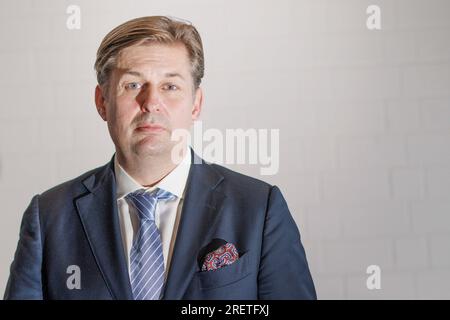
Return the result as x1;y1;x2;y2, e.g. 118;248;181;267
4;151;316;299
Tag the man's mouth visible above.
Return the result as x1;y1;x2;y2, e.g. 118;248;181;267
135;124;166;133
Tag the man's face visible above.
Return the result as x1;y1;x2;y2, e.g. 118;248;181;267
95;42;202;162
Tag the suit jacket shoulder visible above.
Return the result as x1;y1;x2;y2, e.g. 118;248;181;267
38;161;111;218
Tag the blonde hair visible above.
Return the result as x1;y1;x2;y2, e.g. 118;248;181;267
94;16;204;93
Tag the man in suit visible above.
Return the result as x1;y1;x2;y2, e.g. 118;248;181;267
4;16;316;300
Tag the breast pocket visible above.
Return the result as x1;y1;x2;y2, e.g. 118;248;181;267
194;251;252;290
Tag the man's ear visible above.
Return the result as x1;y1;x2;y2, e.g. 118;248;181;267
95;85;108;121
191;87;203;121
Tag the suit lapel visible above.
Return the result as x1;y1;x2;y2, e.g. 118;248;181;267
162;151;226;299
75;156;133;300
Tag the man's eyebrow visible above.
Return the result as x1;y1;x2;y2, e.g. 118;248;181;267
122;70;143;77
164;72;185;80
120;70;185;81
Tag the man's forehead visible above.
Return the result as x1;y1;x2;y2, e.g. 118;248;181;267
117;42;189;68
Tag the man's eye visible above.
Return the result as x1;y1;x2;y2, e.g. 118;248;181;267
125;82;142;90
163;84;178;91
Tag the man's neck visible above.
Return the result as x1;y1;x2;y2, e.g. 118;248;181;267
116;148;188;188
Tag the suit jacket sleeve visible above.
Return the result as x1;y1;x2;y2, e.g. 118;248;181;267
257;186;317;299
4;195;44;300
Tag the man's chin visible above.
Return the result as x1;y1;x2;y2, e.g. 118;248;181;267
131;137;172;158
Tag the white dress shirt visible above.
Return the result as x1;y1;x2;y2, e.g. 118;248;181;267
114;149;191;280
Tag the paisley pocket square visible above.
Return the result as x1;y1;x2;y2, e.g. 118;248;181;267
199;240;239;271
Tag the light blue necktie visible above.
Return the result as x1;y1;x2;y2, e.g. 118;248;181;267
125;188;175;300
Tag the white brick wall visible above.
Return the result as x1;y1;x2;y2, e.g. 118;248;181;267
417;269;450;299
318;238;395;274
395;236;429;270
347;271;416;299
337;135;406;169
321;169;391;204
421;99;450;132
391;167;425;200
412;200;450;234
403;64;450;98
430;235;450;268
386;99;420;133
1;0;449;299
316;101;385;135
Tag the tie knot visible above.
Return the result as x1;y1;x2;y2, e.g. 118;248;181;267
125;188;175;221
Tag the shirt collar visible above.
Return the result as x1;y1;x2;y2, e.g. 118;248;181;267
114;146;192;200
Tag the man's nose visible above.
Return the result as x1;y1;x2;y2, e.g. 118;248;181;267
140;87;161;113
